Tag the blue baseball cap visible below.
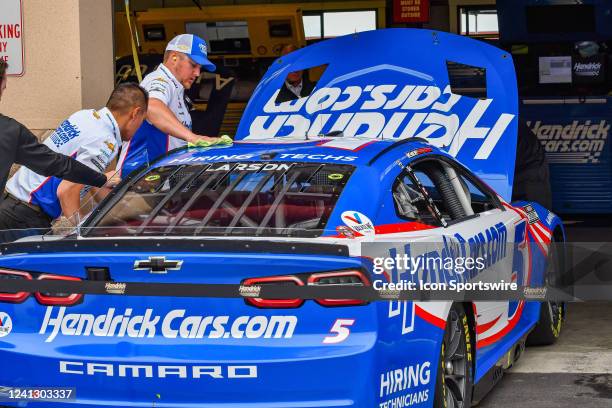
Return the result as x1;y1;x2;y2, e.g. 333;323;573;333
166;34;216;72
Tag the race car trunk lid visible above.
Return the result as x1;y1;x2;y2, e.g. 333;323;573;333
235;28;519;201
0;238;379;406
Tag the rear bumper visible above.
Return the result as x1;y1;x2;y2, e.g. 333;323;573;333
0;298;380;407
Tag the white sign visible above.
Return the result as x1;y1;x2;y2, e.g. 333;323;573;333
539;56;572;84
0;0;24;76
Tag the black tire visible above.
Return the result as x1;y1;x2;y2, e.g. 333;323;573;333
526;301;564;346
527;237;565;346
434;303;474;408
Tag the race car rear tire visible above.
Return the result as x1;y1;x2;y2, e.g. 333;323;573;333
527;236;565;346
526;301;564;346
434;303;474;408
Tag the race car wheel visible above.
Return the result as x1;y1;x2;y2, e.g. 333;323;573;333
434;304;473;408
526;300;564;346
527;236;565;346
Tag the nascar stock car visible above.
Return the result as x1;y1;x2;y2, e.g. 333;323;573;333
0;29;565;407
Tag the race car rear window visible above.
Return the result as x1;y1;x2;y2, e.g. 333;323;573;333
86;162;353;238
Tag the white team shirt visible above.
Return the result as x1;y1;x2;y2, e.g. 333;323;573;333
116;64;192;172
140;64;191;150
6;108;121;218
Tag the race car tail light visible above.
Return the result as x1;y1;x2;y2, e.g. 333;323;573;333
0;270;32;303
308;270;370;307
34;274;83;306
242;276;304;308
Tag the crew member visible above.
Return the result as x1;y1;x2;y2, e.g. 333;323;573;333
512;120;552;209
0;83;148;238
118;34;226;178
0;60;109;209
275;44;315;103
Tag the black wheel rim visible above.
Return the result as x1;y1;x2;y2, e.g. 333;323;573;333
548;301;563;336
444;309;468;408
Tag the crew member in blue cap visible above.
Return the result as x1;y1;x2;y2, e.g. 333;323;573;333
117;34;231;178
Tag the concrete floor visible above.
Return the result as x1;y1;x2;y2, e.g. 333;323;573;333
479;302;612;407
479;217;612;407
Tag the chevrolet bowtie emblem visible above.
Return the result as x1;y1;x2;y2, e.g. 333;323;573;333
133;256;183;274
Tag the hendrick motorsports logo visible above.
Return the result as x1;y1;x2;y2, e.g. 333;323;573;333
524;287;547;299
39;307;297;343
246;83;515;160
105;282;126;295
574;62;602;77
239;285;261;298
528;120;609;164
0;312;12;338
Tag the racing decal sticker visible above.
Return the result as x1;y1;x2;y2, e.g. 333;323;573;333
522;204;540;224
341;211;375;237
167;154;257;165
205;162;292;172
39;307;297;343
379;362;431;408
277;153;357;162
105;282;126;295
504;202;552;255
145;174;161;182
0;312;12;338
406;147;432;158
245;83;514;163
328;173;344;181
336;225;357;239
235;30;519;200
323;319;355;344
60;361;257;379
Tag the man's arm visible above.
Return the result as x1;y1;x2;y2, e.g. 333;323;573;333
147;98;217;144
56;180;83;223
14;122;107;188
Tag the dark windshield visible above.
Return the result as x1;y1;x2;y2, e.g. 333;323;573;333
85;162;353;238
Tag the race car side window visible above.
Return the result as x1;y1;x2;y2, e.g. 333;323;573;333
408;159;470;223
392;173;441;226
456;173;500;213
438;158;503;214
406;157;503;225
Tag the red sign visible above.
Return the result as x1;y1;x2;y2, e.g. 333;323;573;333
393;0;430;24
0;0;25;76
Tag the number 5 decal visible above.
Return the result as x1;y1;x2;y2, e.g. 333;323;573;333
323;319;355;344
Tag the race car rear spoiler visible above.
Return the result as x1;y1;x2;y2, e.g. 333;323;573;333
0;237;349;257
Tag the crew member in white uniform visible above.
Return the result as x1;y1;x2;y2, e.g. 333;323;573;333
2;83;148;235
118;34;221;178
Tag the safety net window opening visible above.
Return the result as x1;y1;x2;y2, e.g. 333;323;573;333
87;163;354;238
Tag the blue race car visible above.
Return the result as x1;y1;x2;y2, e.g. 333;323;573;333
0;29;564;408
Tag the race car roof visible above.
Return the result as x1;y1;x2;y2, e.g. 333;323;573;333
155;137;440;168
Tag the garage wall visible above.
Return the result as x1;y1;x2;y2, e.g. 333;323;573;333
1;0;114;136
448;0;496;34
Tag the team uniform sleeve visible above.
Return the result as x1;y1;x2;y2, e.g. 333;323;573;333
14;123;107;188
144;77;172;105
75;135;118;176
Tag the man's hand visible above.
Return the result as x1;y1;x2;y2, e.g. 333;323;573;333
185;133;218;145
104;171;121;188
187;134;233;148
51;214;78;236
